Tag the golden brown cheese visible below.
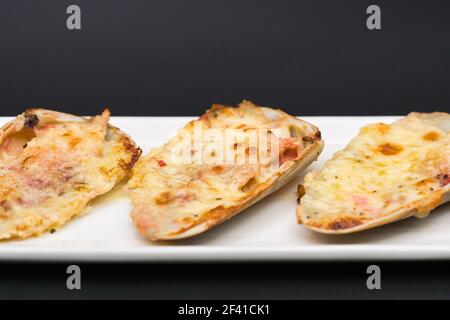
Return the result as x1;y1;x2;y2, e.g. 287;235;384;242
0;109;141;239
128;101;323;240
297;112;450;233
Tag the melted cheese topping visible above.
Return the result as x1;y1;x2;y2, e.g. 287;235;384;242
0;109;140;239
128;101;322;240
299;112;450;231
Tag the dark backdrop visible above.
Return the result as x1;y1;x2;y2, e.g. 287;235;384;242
0;0;448;116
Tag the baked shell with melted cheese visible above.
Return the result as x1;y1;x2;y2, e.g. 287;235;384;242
297;112;450;233
0;109;141;239
128;101;324;240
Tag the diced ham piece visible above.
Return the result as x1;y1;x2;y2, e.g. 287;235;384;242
352;194;369;208
278;137;300;165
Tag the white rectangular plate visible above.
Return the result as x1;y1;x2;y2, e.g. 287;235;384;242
0;116;449;261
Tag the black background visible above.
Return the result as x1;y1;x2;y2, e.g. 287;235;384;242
0;0;448;116
1;262;450;299
0;0;450;300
